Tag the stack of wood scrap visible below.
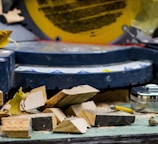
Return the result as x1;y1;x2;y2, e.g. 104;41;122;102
0;84;135;138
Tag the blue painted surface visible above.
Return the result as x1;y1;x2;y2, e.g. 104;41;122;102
0;50;15;95
131;47;158;75
5;41;133;66
0;58;10;96
3;41;154;90
13;61;153;90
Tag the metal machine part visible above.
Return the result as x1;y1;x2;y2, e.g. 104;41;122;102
4;41;153;90
130;84;158;113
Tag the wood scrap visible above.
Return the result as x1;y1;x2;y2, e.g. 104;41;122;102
1;130;30;138
21;86;47;111
0;85;137;138
92;110;135;126
43;108;66;124
29;113;57;131
0;111;10;118
0;90;3;106
45;85;99;108
65;101;96;126
53;117;90;134
1;116;31;138
65;101;96;115
78;109;96;127
1;112;57;138
1;8;25;24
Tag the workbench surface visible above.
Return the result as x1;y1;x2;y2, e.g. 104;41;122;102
0;114;158;144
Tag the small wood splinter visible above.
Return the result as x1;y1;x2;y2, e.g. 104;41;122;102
148;116;158;126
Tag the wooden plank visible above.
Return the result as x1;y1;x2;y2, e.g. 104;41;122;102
45;85;99;108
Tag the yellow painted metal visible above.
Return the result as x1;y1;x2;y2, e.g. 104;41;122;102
23;0;140;44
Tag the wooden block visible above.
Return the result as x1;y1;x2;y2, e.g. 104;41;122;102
66;101;96;115
0;111;10;118
45;85;99;108
1;112;57;136
43;108;66;124
1;116;31;128
1;116;31;138
1;130;31;138
65;101;96;126
53;117;89;134
21;86;47;111
29;113;57;131
0;90;3;106
78;110;96;126
0;128;6;137
92;110;135;126
81;101;97;110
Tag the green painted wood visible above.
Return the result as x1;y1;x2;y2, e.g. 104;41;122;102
0;114;158;143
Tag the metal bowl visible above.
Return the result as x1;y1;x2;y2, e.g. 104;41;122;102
130;84;158;113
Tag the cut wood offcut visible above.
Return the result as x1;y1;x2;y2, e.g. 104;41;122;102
0;90;3;106
1;116;31;138
45;85;99;108
43;108;66;124
20;86;47;111
30;113;57;131
65;101;97;126
53;117;90;134
0;112;57;138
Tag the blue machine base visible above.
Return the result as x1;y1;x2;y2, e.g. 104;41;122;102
13;62;153;90
4;41;154;90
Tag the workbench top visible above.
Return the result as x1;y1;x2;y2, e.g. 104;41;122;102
0;113;158;144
